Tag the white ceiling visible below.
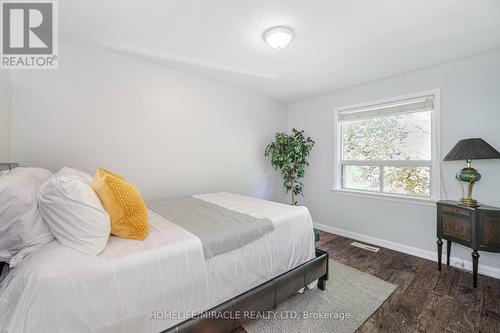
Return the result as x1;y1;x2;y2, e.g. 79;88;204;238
61;0;500;102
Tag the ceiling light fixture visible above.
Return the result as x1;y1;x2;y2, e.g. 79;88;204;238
264;26;294;49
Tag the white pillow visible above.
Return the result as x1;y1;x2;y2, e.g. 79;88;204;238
0;167;54;267
37;167;111;255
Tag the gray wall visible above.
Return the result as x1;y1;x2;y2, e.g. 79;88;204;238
10;40;287;201
288;51;500;271
0;71;11;161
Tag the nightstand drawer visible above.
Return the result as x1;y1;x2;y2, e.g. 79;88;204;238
441;205;470;217
442;214;471;241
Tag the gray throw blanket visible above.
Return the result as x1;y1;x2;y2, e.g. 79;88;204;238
148;197;274;259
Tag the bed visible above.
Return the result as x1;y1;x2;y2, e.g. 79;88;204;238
0;166;327;333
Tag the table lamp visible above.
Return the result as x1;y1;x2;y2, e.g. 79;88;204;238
444;138;500;207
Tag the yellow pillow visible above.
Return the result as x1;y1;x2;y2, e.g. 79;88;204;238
91;168;149;240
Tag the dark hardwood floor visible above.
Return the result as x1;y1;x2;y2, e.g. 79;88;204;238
235;231;500;333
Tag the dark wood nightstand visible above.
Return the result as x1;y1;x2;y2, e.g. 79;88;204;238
437;200;500;288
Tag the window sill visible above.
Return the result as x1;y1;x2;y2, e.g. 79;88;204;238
331;188;438;207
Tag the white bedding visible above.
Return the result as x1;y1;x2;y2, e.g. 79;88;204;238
0;193;315;333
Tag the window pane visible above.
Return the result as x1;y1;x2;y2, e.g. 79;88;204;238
343;165;380;191
383;167;430;197
342;111;431;161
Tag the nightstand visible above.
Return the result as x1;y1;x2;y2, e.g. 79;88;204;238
437;200;500;288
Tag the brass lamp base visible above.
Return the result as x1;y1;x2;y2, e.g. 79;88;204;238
459;197;479;207
456;160;481;207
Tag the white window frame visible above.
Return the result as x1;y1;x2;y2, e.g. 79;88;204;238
332;89;441;206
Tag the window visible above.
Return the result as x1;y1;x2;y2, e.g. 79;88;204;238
334;91;440;201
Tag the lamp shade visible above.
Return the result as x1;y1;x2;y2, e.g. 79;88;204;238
444;138;500;161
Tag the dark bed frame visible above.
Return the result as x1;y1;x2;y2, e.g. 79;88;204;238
163;249;328;333
0;163;329;333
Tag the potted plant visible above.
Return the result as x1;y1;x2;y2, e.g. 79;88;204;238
265;129;315;205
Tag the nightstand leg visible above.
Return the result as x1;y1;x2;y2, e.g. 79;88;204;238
437;238;443;271
472;251;480;288
446;240;452;266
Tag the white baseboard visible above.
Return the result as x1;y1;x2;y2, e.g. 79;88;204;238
314;222;500;280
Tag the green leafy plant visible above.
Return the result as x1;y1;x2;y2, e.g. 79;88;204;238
265;129;315;205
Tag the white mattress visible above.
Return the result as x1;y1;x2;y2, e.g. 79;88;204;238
0;193;315;333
